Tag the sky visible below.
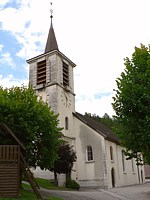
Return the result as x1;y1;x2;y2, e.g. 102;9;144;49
0;0;150;117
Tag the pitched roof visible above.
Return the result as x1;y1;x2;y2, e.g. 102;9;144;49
45;18;59;53
73;112;120;144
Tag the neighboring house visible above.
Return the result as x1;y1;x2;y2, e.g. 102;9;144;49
27;14;145;188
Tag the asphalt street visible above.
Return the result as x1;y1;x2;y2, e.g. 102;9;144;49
39;181;150;200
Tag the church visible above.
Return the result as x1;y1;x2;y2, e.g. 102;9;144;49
27;13;145;188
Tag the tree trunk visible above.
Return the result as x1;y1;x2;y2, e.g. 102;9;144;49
54;171;58;186
66;171;71;182
137;165;140;184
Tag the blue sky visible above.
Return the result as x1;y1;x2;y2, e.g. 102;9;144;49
0;0;150;117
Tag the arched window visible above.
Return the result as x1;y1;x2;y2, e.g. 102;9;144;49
110;146;114;161
65;117;69;130
86;146;93;161
122;150;126;172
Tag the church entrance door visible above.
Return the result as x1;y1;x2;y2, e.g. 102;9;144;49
111;167;115;187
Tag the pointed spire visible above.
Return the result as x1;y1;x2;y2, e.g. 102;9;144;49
45;3;59;53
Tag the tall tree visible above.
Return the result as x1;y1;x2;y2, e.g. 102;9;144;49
0;85;63;169
51;143;77;184
112;44;150;164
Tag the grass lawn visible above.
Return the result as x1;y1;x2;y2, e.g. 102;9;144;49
0;189;38;200
22;182;63;200
35;177;76;191
0;182;63;200
0;190;63;200
35;178;67;190
0;177;71;199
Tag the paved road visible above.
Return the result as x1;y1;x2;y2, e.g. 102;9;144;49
39;182;150;200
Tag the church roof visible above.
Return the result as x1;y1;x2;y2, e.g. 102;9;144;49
73;112;120;144
45;16;59;53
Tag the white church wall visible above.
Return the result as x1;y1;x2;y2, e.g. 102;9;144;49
105;141;120;188
105;140;145;188
74;116;107;188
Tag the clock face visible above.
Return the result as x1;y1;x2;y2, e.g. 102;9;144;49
61;90;72;108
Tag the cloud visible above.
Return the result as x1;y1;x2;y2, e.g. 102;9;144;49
0;0;49;60
0;0;10;9
0;45;3;52
75;93;115;117
16;32;44;59
0;52;15;69
0;74;28;88
94;92;112;100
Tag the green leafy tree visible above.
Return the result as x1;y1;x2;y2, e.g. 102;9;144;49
51;143;77;185
84;112;101;121
84;112;118;130
0;85;63;169
112;44;150;164
100;113;117;130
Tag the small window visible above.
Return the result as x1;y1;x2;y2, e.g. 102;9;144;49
86;146;93;161
37;60;46;85
65;117;69;130
122;150;126;172
63;62;69;86
110;146;114;161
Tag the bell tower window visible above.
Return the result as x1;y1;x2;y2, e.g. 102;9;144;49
63;62;69;86
37;60;46;85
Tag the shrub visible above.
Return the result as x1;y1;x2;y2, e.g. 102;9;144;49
66;180;80;190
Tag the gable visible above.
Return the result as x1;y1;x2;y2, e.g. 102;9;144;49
73;112;120;144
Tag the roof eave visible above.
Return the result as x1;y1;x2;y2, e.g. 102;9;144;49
26;50;76;67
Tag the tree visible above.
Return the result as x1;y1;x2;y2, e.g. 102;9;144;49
84;112;118;131
112;44;150;164
0;85;63;169
51;143;77;185
100;113;117;130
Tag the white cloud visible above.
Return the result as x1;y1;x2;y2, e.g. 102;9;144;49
0;45;3;52
0;0;49;59
0;74;28;88
16;32;44;59
0;52;15;69
75;93;115;117
23;63;29;80
0;0;10;9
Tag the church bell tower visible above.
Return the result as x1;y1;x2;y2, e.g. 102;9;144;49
27;8;76;142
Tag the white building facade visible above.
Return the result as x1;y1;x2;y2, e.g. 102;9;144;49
27;15;145;188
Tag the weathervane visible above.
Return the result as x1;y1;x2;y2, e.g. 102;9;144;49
50;2;53;19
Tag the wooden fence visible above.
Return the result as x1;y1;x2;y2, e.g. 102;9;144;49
0;145;20;198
